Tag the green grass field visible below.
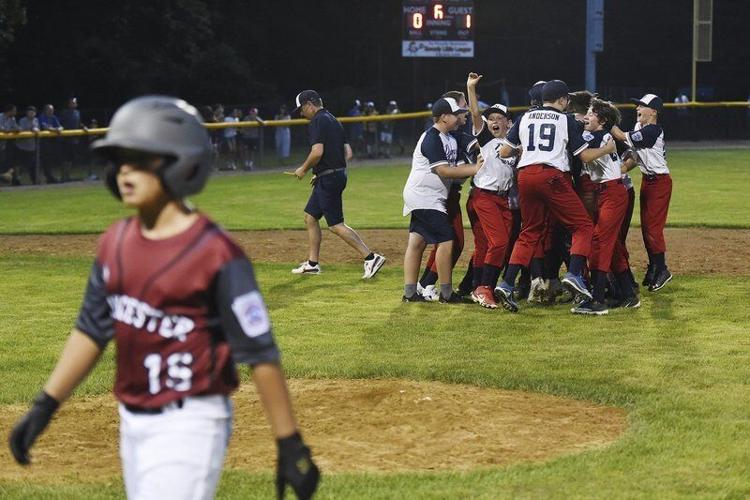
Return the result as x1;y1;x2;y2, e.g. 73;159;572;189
0;149;748;233
1;148;749;498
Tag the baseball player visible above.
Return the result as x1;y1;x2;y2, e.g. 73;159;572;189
464;72;516;310
494;80;616;312
403;97;483;303
417;90;477;301
8;97;320;500
572;98;637;314
290;90;385;280
610;94;672;291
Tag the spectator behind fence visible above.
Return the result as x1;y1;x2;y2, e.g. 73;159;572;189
363;101;379;158
1;104;21;185
59;97;88;181
380;100;399;158
38;104;63;183
16;106;43;184
347;99;364;158
222;108;240;170
274;104;291;164
240;107;263;170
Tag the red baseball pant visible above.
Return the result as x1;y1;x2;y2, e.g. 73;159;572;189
426;186;464;272
590;180;629;273
640;174;672;254
468;189;513;269
509;165;593;267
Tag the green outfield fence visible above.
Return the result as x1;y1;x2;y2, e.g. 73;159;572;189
1;101;748;185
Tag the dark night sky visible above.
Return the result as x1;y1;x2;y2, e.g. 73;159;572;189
2;0;749;114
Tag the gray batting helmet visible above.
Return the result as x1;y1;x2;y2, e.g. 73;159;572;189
92;96;213;199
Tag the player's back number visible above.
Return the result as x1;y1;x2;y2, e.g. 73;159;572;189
526;123;556;152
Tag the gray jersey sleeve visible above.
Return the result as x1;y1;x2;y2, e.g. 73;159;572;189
214;257;281;366
75;260;114;349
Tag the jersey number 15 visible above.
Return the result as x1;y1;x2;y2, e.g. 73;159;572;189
526;123;557;152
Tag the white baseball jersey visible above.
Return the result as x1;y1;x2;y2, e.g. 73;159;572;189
502;107;588;172
582;130;621;183
403;126;460;215
472;121;515;192
624;122;669;175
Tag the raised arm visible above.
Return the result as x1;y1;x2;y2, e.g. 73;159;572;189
578;137;616;163
466;72;483;135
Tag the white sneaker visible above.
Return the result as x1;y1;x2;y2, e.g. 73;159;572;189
291;261;321;275
362;253;386;279
418;284;440;302
527;277;547;303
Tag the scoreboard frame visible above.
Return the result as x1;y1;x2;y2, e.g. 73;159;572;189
402;0;475;58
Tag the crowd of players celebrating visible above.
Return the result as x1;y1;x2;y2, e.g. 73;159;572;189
402;72;673;315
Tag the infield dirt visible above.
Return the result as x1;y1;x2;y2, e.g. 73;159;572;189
1;227;749;276
0;379;626;482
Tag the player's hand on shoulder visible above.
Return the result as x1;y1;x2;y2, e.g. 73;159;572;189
603;138;616;154
8;391;60;465
276;432;320;499
467;72;482;87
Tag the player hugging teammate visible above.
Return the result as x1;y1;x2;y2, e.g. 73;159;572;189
401;72;672;315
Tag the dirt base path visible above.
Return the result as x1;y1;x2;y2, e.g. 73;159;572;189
0;379;626;483
2;227;749;275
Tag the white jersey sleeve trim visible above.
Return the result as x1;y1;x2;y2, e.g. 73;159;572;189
501;137;520;149
572;142;589;156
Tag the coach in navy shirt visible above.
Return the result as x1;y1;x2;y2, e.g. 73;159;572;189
289;90;385;279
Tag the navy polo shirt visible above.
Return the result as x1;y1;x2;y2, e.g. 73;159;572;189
309;108;348;174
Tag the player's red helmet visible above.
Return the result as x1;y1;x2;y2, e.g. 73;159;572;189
92;96;213;199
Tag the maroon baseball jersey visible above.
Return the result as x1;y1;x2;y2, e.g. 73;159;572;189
76;214;280;409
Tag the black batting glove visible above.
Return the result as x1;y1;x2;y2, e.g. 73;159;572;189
8;391;59;465
276;432;320;500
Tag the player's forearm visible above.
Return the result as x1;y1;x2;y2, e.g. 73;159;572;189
622;157;637;173
436;163;481;179
43;329;103;403
344;143;353;161
252;362;298;439
499;144;517;158
609;125;627;142
466;83;481;130
578;144;614;163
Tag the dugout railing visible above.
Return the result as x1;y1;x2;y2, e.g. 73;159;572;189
1;101;748;186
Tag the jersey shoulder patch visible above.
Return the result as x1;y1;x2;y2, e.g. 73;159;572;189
231;290;270;338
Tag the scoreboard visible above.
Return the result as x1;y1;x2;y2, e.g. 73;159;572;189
402;0;474;58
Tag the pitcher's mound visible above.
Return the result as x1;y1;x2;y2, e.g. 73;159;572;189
0;379;626;483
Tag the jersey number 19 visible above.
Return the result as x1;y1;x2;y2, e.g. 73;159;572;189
526;123;557;152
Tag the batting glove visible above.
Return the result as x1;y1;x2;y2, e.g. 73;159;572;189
276;431;320;499
8;391;59;465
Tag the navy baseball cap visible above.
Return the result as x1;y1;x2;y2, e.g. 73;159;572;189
482;103;512;120
292;89;321;116
630;93;663;112
528;80;546;104
431;97;468;117
542;80;571;102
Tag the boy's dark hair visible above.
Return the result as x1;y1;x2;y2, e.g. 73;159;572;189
568;90;597;115
442;90;466;103
589;98;622;128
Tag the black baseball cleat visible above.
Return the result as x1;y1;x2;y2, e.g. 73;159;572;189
571;300;609;315
648;269;672;292
619;296;642;309
642;265;656;287
494;283;519;313
438;293;464;304
402;294;427;303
